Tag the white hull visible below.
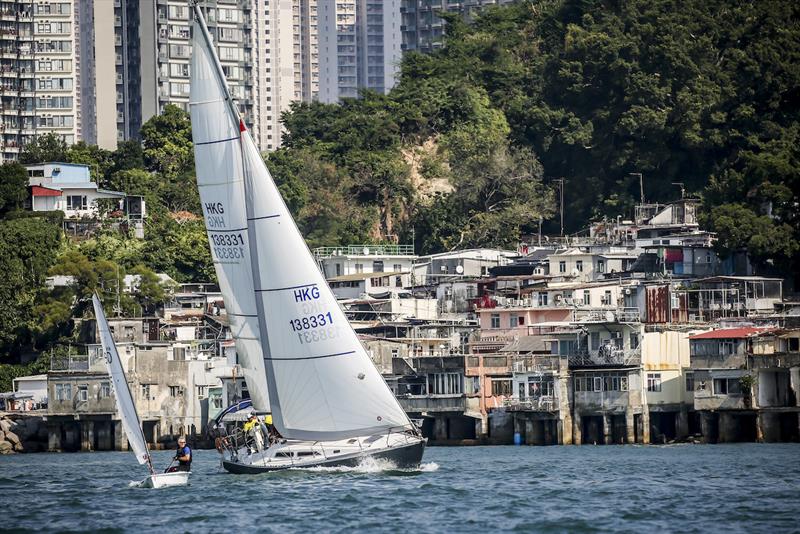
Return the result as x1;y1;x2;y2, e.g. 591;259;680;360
221;432;425;473
136;471;190;489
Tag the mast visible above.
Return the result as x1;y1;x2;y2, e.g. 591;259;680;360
191;5;413;441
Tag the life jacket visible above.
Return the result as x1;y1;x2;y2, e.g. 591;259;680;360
177;445;192;467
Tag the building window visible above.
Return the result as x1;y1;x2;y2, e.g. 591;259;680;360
196;385;207;399
685;372;695;392
647;373;662;392
373;260;384;272
719;341;735;356
576;260;583;272
630;333;640;350
393;264;402;272
490;313;500;329
77;385;88;402
597;259;605;273
428;373;462;395
583;290;590;306
141;384;151;399
538;293;548;306
55;383;72;401
211;397;223;410
169;385;183;397
354;263;363;273
335;263;342;276
491;379;512;396
559;261;566;273
509;314;519;328
713;378;742;396
100;382;111;397
66;195;87;210
590;332;600;351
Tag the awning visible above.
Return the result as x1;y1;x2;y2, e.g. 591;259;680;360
31;185;62;197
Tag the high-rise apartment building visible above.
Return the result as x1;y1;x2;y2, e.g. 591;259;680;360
0;0;79;162
1;0;322;157
400;0;514;54
317;0;401;103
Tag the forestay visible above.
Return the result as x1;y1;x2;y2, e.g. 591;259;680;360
92;295;150;466
189;19;269;411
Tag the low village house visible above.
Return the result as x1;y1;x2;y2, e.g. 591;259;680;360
10;198;799;451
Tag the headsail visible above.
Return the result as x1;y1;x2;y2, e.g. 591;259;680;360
190;7;413;441
92;295;151;467
190;13;269;411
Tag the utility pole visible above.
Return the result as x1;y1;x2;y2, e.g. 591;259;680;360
630;172;644;204
555;178;565;237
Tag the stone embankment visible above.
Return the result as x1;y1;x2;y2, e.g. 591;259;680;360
0;413;48;454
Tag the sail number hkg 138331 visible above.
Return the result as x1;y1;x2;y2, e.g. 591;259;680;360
289;312;333;332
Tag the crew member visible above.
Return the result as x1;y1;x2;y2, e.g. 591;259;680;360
168;436;192;472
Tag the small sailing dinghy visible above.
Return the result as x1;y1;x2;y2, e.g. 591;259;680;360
92;295;189;488
189;4;425;473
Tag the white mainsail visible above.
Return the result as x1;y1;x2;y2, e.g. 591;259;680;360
189;17;269;411
190;7;413;442
92;295;151;467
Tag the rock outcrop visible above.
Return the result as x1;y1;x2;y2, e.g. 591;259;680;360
0;413;47;454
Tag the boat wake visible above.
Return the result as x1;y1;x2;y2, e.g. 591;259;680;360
288;458;439;475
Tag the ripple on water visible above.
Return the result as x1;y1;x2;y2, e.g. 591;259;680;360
2;444;800;532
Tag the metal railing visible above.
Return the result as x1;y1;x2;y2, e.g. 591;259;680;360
313;244;415;259
568;346;641;367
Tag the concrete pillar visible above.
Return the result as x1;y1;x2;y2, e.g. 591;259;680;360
718;412;734;443
625;409;636;444
572;412;582;445
641;409;651;444
676;406;689;440
81;421;95;452
560;413;572;444
602;413;613;445
433;417;448;441
47;423;62;452
790;367;800;407
114;421;129;451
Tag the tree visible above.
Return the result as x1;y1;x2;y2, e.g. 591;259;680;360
140;104;194;176
19;133;68;164
66;142;114;185
0;163;29;217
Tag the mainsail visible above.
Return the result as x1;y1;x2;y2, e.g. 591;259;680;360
190;14;269;411
92;295;151;467
190;7;413;441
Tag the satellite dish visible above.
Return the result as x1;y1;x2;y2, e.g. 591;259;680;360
362;247;370;255
455;265;464;274
605;311;615;322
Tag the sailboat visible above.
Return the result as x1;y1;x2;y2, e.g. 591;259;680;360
92;295;189;488
189;4;425;473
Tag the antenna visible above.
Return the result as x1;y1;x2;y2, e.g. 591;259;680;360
671;182;686;199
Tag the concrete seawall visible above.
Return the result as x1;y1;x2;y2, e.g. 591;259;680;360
0;412;48;454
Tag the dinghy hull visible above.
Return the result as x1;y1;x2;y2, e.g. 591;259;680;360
138;471;191;488
222;438;426;474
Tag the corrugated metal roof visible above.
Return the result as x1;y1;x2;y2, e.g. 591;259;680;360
689;327;775;340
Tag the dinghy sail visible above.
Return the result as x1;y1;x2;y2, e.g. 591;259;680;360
93;294;152;470
188;3;268;412
191;3;425;472
92;295;189;487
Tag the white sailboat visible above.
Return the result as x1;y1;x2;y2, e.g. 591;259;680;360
92;295;189;488
189;4;425;473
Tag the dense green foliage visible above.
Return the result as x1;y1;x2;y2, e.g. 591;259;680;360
3;0;798;365
415;0;799;271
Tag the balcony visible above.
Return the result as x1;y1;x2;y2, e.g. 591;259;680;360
575;307;641;323
503;395;558;412
511;355;562;374
569;346;641;367
397;394;466;413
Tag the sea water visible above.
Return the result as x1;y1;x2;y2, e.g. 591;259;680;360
1;443;798;532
